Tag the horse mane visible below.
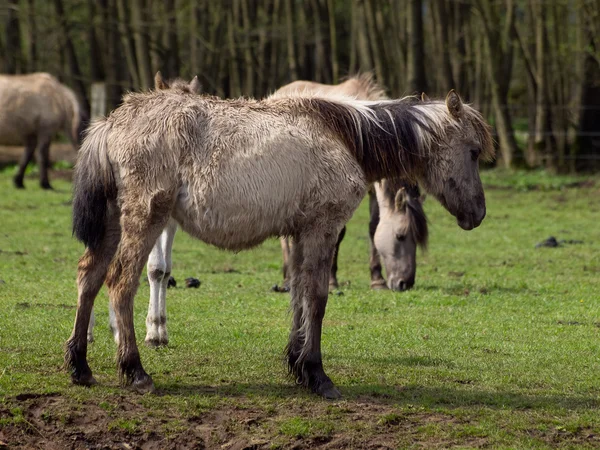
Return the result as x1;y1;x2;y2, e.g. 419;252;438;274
380;178;429;250
291;95;494;182
467;108;495;162
343;72;388;101
292;95;426;182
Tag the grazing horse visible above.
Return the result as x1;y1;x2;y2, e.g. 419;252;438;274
66;84;493;398
271;75;428;292
0;73;87;189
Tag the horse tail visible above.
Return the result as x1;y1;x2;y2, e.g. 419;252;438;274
72;119;116;251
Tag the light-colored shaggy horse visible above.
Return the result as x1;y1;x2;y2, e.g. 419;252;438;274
87;74;427;347
272;75;428;293
66;83;493;398
0;73;87;189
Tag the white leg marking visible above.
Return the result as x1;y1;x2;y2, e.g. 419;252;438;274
145;219;177;346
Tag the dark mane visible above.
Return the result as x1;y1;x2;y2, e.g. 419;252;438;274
300;97;426;183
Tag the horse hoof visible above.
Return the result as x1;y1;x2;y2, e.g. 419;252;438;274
145;338;168;348
13;179;25;189
145;338;160;347
71;373;97;387
40;182;53;190
131;375;155;394
316;384;342;400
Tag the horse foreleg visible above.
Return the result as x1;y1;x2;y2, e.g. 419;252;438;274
65;208;120;386
38;140;52;189
13;135;37;189
105;194;172;391
145;218;177;347
368;190;387;289
288;232;340;399
87;309;95;343
275;237;293;292
329;226;345;290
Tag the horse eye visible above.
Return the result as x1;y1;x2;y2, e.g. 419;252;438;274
396;234;406;242
470;148;481;161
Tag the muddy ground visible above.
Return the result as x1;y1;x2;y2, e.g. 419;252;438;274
0;390;466;450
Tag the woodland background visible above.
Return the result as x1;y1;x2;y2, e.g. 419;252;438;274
0;0;599;172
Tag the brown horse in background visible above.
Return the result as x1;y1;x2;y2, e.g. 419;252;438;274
271;75;428;292
0;73;87;189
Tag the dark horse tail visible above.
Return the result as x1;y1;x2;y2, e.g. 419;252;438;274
72;119;117;251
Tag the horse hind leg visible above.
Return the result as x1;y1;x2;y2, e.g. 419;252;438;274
287;231;341;399
13;135;37;189
65;203;120;386
106;191;173;391
272;237;292;293
329;226;345;290
145;218;177;347
38;139;52;189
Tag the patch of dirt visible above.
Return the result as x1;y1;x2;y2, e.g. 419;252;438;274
0;391;489;450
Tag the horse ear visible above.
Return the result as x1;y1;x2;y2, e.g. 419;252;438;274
446;89;463;119
394;187;408;212
189;76;201;94
155;71;167;90
421;92;430;102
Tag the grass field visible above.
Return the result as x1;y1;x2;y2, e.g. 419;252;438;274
1;168;599;449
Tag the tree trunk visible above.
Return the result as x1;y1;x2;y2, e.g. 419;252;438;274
5;0;22;73
327;0;338;83
26;0;37;72
475;0;519;168
116;0;140;88
162;0;180;79
407;0;428;94
284;0;298;81
533;2;557;171
227;4;241;97
241;0;254;94
355;0;372;71
364;0;385;86
100;0;122;111
576;7;600;171
434;0;455;92
130;0;153;89
52;0;91;113
88;0;104;81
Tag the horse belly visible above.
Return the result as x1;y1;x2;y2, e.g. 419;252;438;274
172;180;298;252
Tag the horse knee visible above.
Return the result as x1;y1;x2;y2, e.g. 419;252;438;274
148;267;168;282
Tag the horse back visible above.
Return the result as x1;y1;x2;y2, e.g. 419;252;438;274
0;73;76;145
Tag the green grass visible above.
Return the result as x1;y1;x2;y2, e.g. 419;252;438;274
1;170;600;448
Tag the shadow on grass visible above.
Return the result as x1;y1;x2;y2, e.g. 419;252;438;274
156;381;600;411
